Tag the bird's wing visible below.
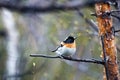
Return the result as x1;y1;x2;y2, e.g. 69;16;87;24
51;44;63;52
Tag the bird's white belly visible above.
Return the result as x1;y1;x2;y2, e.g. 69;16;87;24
56;46;76;56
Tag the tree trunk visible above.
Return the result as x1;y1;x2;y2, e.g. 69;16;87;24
95;2;119;80
2;9;20;80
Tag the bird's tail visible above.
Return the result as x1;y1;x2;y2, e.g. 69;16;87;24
51;46;60;52
51;49;57;52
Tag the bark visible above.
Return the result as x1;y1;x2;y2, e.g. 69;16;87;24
95;2;119;80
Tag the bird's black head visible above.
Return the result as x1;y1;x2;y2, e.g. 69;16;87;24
63;36;75;43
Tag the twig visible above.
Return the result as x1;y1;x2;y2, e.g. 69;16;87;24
91;10;120;20
111;14;120;21
30;54;104;65
115;29;120;33
76;10;98;32
111;10;120;13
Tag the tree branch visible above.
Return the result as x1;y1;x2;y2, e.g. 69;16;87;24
0;0;111;13
30;54;104;65
0;2;89;13
76;10;99;32
115;29;120;33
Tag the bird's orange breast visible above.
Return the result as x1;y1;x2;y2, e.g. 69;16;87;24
61;42;76;48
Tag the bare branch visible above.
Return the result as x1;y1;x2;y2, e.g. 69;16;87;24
0;1;91;13
77;10;98;32
0;0;112;13
115;29;120;33
30;54;104;65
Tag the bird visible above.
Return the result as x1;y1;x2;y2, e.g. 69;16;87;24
52;36;77;58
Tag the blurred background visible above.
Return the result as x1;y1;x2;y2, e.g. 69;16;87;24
0;0;120;80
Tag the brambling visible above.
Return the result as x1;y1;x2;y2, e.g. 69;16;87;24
52;36;76;57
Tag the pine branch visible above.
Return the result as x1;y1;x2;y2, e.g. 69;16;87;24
30;54;104;65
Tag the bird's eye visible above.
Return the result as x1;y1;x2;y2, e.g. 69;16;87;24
60;44;63;47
